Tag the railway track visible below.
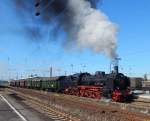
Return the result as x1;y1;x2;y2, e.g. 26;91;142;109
130;99;150;109
8;88;81;121
27;97;80;121
8;87;150;121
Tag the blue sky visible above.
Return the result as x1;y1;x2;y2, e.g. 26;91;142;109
0;0;150;80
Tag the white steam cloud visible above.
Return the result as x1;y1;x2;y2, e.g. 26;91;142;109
67;0;118;59
13;0;118;59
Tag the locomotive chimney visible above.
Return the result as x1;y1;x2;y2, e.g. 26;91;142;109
114;65;119;74
113;57;121;74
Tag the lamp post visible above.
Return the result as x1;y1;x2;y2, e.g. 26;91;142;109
70;64;74;74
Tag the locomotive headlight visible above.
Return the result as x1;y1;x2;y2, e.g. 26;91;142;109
129;91;132;94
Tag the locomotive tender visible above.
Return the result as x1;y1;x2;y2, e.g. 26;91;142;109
10;66;132;102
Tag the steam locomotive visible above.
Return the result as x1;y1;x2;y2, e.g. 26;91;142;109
10;65;132;102
64;66;131;102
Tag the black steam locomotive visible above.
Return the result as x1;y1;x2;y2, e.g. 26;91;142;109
64;66;131;102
